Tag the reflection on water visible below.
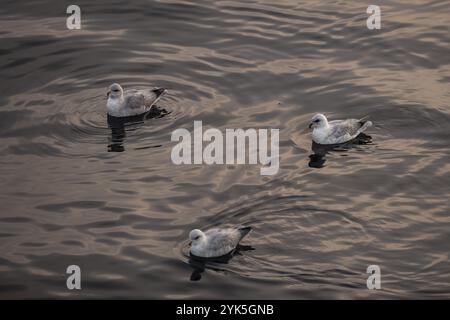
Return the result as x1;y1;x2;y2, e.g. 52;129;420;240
309;133;372;168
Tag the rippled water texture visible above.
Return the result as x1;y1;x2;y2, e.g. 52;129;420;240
1;0;450;299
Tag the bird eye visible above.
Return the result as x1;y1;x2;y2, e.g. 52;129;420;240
194;236;200;240
113;89;119;92
314;119;320;123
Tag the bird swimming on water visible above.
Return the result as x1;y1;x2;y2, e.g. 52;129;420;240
308;113;372;145
106;83;166;117
189;226;252;258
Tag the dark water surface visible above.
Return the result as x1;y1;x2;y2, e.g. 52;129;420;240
1;0;450;299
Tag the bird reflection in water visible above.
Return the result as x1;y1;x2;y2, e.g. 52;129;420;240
309;133;372;168
107;106;169;152
188;244;255;281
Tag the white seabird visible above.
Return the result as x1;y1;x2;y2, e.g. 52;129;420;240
106;83;166;117
309;113;372;145
189;226;252;258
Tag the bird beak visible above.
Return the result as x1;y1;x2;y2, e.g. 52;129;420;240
308;122;313;129
106;91;110;98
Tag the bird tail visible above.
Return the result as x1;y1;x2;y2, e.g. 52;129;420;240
238;226;252;239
